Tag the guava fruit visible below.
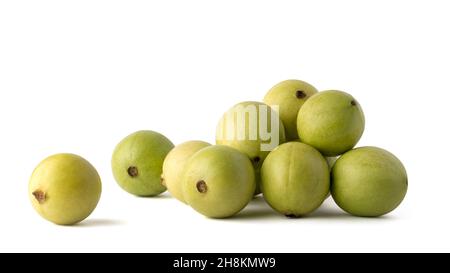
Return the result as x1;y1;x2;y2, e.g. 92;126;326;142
29;153;102;225
162;140;211;203
261;142;329;217
215;101;286;193
263;79;318;141
111;130;174;196
182;145;255;218
297;90;365;156
331;146;408;217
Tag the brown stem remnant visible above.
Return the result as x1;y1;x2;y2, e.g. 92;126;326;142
252;156;261;166
296;90;307;99
127;166;138;177
196;180;207;193
32;190;46;204
351;100;357;106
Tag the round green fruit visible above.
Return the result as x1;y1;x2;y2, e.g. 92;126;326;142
112;130;174;196
331;146;408;217
162;140;211;203
297;90;365;156
216;101;286;192
263;79;318;141
261;142;329;217
182;145;256;218
29;153;102;225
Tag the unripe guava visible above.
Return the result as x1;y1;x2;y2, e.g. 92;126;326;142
263;79;318;141
261;142;329;217
29;153;102;225
162;140;211;203
331;146;408;217
112;130;174;196
182;145;255;218
297;90;365;156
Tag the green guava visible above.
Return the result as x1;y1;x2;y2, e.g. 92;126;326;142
215;101;286;194
29;153;102;225
162;140;211;203
263;79;318;141
297;90;365;156
261;142;329;217
182;145;256;218
331;146;408;217
111;130;174;196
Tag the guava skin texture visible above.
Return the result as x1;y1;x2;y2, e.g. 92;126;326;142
261;142;330;217
29;153;102;225
112;130;174;197
297;90;365;156
215;101;286;193
162;140;211;203
182;145;256;218
263;79;318;141
331;146;408;217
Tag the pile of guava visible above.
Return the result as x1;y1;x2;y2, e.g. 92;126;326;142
29;79;407;224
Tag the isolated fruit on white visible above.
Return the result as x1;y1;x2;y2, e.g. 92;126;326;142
331;146;408;217
297;90;365;156
112;130;174;196
29;153;102;225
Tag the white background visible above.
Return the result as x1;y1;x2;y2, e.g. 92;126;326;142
1;0;449;253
